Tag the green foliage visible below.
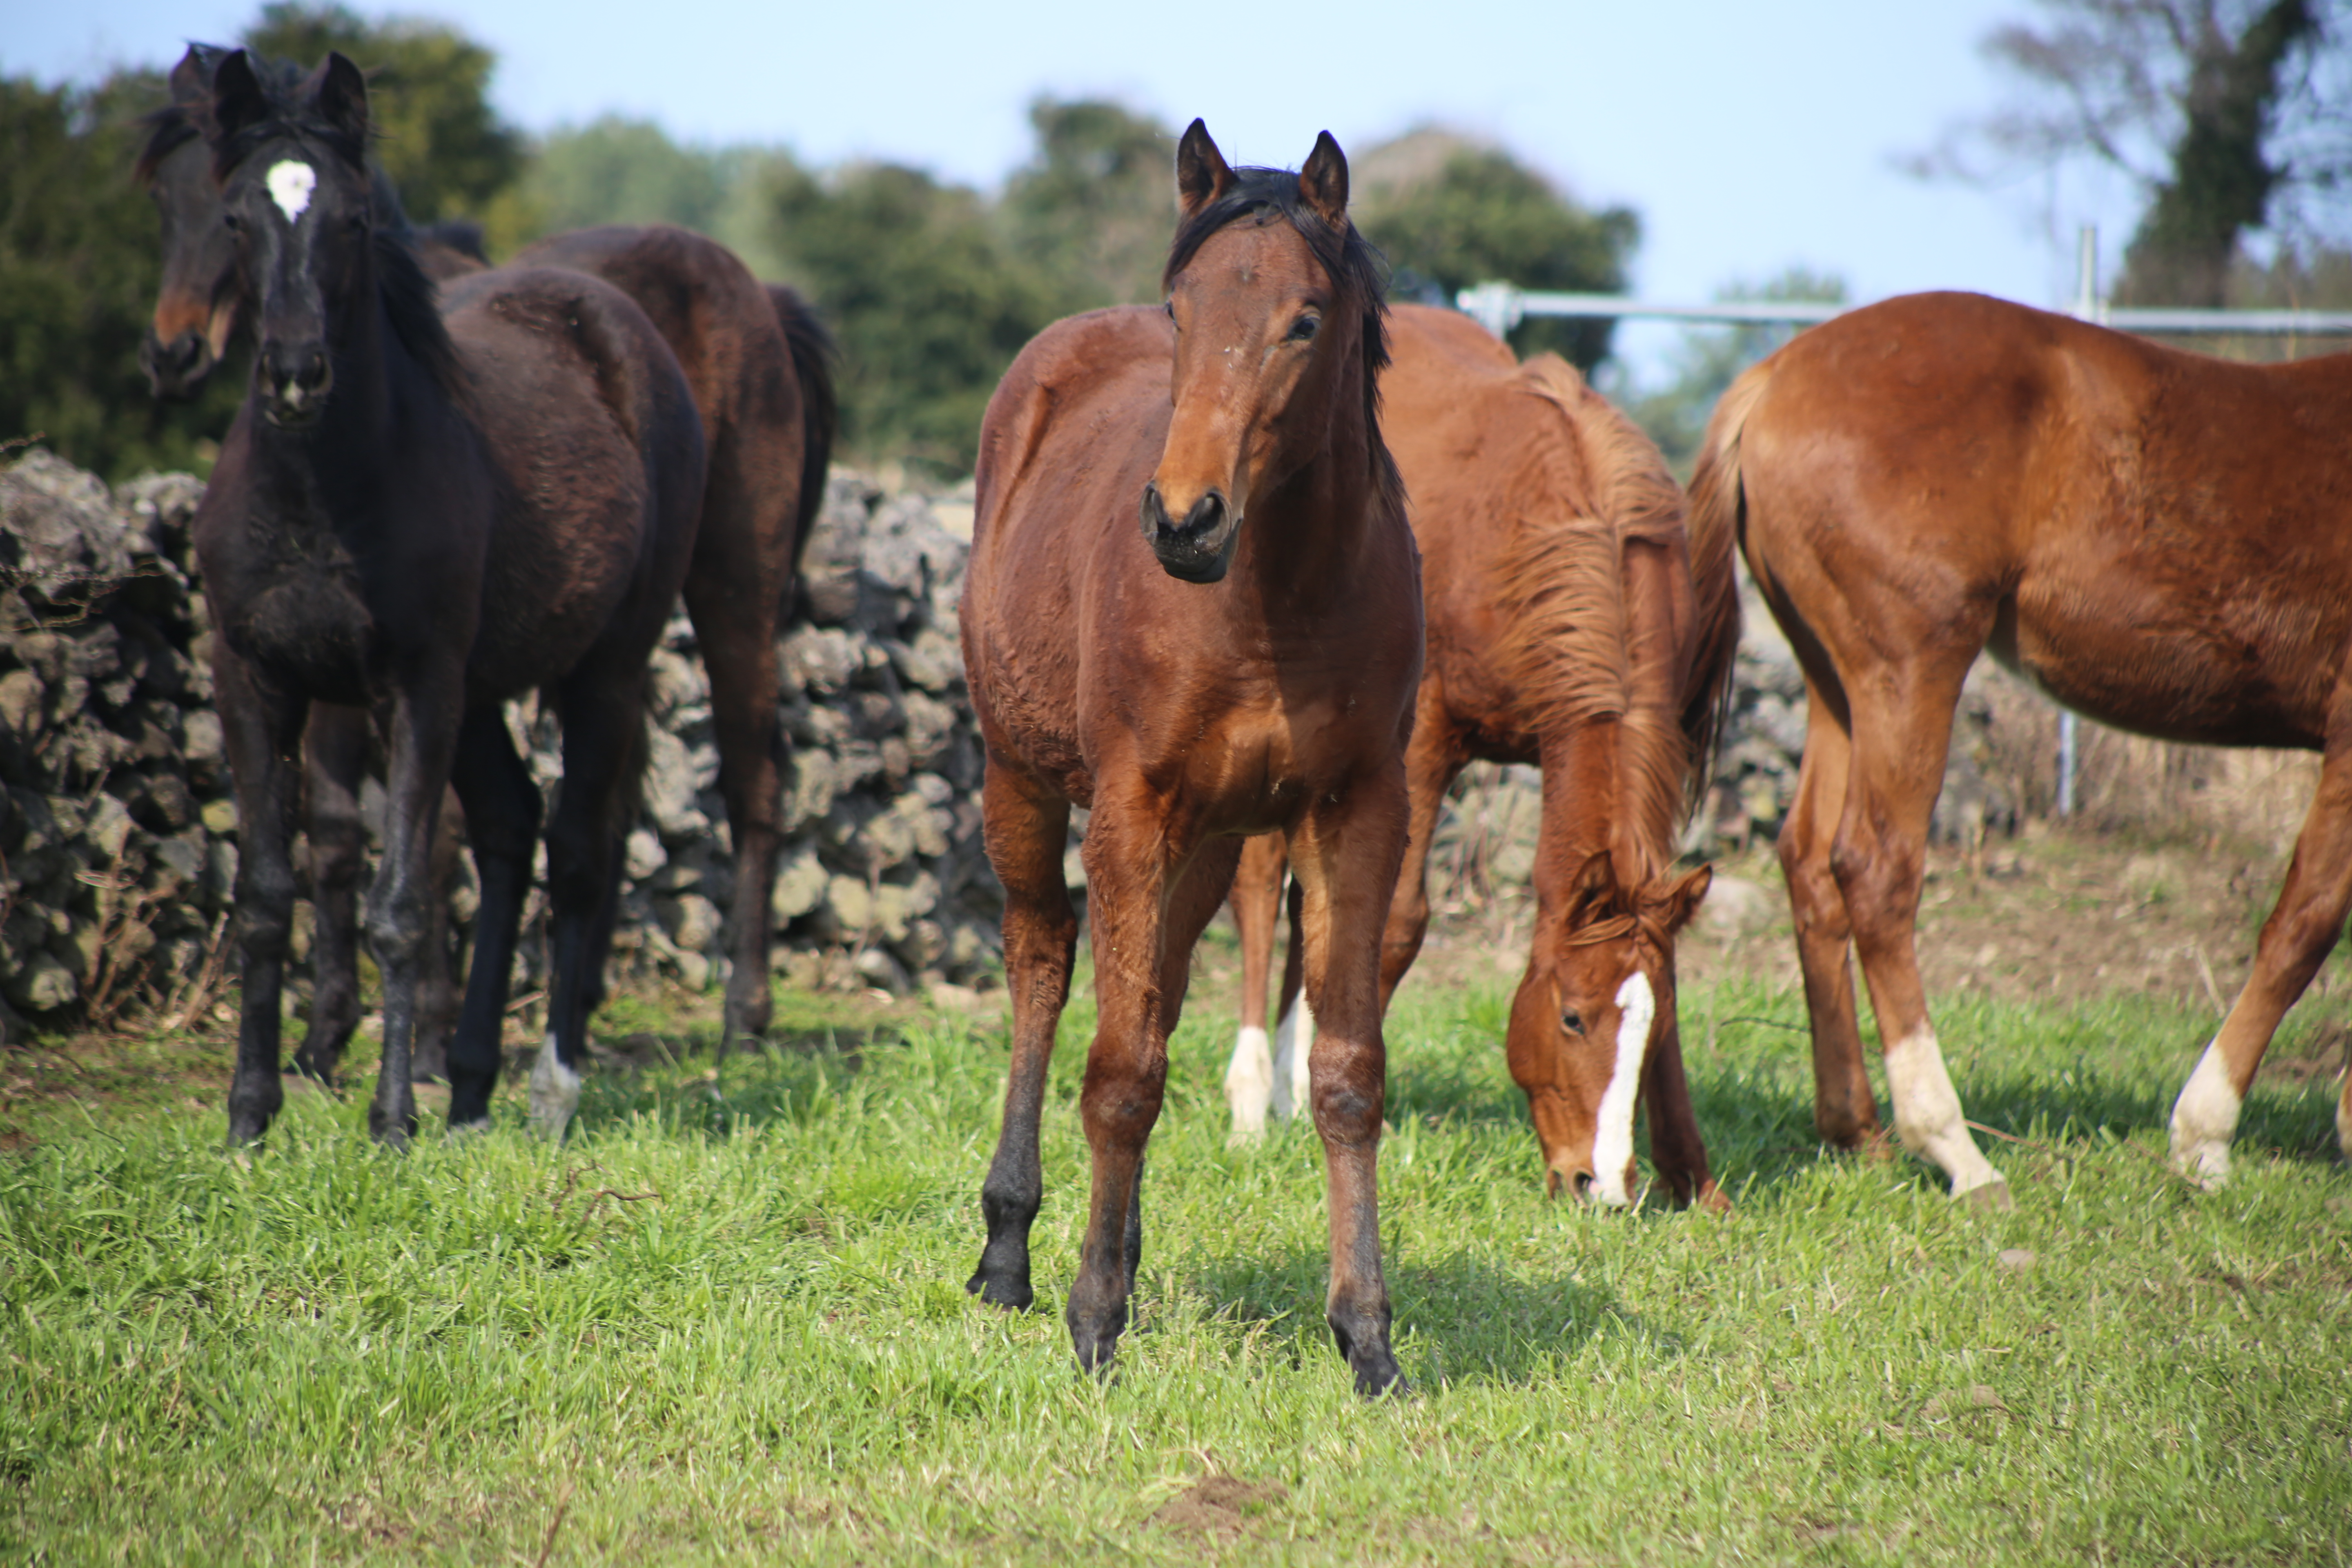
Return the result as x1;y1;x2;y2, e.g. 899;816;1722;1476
1356;136;1639;369
766;162;1051;474
999;96;1176;311
519;114;730;238
1624;268;1849;477
2;973;2348;1560
0;73;243;481
241;2;523;226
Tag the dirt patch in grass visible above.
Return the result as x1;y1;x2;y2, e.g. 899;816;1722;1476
1149;1475;1288;1542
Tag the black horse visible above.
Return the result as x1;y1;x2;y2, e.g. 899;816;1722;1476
194;50;706;1145
143;45;838;1084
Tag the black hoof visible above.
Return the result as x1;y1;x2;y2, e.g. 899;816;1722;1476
368;1108;415;1150
225;1115;270;1148
966;1267;1035;1312
1069;1325;1121;1379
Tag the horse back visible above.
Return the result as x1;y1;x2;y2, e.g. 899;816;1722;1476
1744;291;2352;746
438;265;706;696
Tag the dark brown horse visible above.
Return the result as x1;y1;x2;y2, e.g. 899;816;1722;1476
140;46;837;1073
1225;305;1736;1207
961;124;1422;1393
1697;290;2352;1198
193;51;706;1146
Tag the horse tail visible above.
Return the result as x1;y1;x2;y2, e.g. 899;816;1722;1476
1681;357;1769;804
768;283;840;572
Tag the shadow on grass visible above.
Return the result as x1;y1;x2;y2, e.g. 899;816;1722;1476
1176;1243;1666;1389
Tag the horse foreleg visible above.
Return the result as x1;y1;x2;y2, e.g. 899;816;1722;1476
684;570;786;1067
292;702;368;1085
361;678;466;1149
2171;716;2352;1181
967;766;1076;1312
1641;1006;1726;1211
1290;766;1411;1398
534;668;650;1140
443;706;542;1131
1378;694;1463;1009
1224;832;1287;1140
215;651;308;1145
1835;670;2009;1207
1063;793;1224;1375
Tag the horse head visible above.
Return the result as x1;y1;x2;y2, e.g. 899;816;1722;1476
1507;848;1711;1205
202;49;377;429
1142;121;1387;584
137;44;247;399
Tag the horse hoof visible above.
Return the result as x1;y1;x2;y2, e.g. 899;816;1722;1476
965;1269;1035;1312
1352;1355;1407;1400
1069;1325;1121;1379
1958;1178;2013;1212
368;1112;414;1151
528;1045;583;1141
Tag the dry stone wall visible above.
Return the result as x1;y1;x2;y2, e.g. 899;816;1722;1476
0;450;1001;1044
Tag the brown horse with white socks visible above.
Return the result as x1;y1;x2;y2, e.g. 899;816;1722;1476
960;123;1422;1393
1226;305;1735;1208
1697;290;2352;1200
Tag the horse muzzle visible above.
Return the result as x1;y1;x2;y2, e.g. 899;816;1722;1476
259;341;334;428
1139;482;1243;584
140;328;216;401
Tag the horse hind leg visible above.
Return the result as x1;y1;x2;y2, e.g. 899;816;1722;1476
1224;832;1286;1141
1780;676;1878;1149
1833;663;2009;1207
532;668;651;1140
2171;719;2352;1182
411;786;466;1084
967;766;1078;1312
1270;874;1314;1120
443;706;543;1131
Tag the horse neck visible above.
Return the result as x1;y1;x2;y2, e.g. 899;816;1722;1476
1533;713;1681;901
249;257;431;507
1236;352;1394;599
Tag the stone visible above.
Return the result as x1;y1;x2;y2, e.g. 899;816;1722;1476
4;949;77;1011
772;850;829;923
201;798;239;835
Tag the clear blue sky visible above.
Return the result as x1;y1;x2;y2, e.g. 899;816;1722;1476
13;0;2146;375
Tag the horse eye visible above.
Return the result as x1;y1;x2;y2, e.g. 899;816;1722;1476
223;211;242;231
1560;1010;1585;1036
1288;314;1320;342
1163;301;1176;322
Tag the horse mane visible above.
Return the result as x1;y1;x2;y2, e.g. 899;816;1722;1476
200;64;468;405
1162;165;1403;510
1494;354;1698;884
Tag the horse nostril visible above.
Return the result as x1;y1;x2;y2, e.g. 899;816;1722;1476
1182;491;1227;540
301;349;329;389
1570;1171;1595;1200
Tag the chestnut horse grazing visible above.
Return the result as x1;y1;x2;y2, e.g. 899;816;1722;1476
960;124;1422;1393
140;45;837;1075
1225;305;1736;1207
1699;290;2352;1198
193;53;704;1147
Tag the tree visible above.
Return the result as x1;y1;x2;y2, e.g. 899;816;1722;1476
998;97;1175;313
521;115;729;237
242;2;524;226
766;162;1051;473
1909;0;2348;305
1353;129;1640;368
0;71;245;480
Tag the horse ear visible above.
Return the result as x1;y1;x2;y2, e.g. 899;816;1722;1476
1176;119;1233;217
311;52;370;144
1653;863;1715;936
170;44;220;105
1297;131;1350;227
207;49;270;141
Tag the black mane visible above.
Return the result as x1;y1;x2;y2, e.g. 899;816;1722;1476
200;60;467;404
1163;165;1396;491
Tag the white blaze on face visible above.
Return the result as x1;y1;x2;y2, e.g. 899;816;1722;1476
1586;972;1654;1207
266;160;317;222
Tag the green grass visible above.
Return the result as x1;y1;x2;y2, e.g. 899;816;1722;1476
3;970;2349;1564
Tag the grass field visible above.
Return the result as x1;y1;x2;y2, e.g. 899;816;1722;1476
4;947;2350;1564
